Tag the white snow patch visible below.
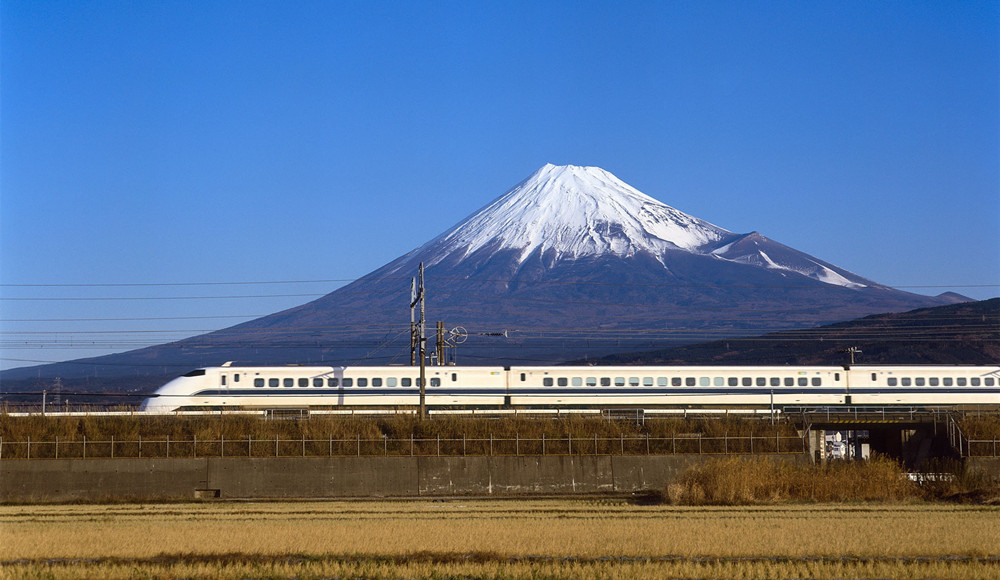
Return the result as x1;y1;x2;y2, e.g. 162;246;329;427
423;164;731;267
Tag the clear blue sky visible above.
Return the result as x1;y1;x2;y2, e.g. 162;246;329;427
2;1;998;370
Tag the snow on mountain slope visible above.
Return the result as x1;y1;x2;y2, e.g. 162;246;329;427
381;163;885;290
420;164;732;266
709;232;878;289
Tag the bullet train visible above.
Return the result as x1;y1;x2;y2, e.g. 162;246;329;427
140;363;1000;413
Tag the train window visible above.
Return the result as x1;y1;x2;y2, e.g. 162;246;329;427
700;377;710;387
313;378;323;387
221;375;227;386
742;378;752;387
572;377;582;387
543;378;554;386
402;378;412;387
971;378;981;386
629;377;639;387
986;378;995;386
643;377;654;387
784;378;794;386
728;377;738;387
184;369;207;377
957;378;967;386
254;378;265;388
387;378;397;387
915;378;925;387
615;377;625;386
586;377;597;386
770;378;780;387
798;378;807;386
929;378;939;387
430;378;441;387
672;378;682;387
943;378;953;386
686;378;696;387
269;378;279;387
558;378;568;387
343;378;353;387
298;378;309;387
714;377;724;386
357;378;368;387
328;378;339;387
756;378;766;386
658;377;668;386
284;378;294;388
871;373;876;381
901;378;911;387
887;378;897;386
372;378;382;387
520;373;526;382
234;374;240;383
451;373;457;382
601;378;611;386
812;378;821;386
834;373;839;382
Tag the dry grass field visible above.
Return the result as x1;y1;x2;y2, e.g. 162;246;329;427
2;500;998;579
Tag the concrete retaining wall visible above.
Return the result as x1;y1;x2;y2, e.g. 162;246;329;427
0;454;806;502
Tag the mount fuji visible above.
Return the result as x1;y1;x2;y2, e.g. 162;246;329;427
2;164;961;389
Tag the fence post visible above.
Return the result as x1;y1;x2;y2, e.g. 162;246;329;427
166;435;169;458
194;434;197;458
55;436;59;459
221;435;225;458
672;433;675;454
620;433;624;456
724;432;727;454
301;434;305;457
410;434;414;457
358;434;361;457
250;435;253;458
275;434;278;457
138;435;141;458
750;431;754;454
568;433;572;456
111;435;115;459
463;434;466;456
515;433;519;456
83;435;86;459
646;433;649;455
27;436;30;460
542;433;546;455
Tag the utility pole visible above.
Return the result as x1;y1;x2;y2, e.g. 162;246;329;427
436;322;445;365
409;263;427;421
841;346;862;367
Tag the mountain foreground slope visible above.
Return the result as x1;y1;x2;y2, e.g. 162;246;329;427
1;164;962;392
587;298;999;366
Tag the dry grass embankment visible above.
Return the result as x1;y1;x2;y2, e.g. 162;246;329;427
663;455;1000;505
2;501;998;579
0;414;803;457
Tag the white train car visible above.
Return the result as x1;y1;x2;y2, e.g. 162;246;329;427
846;365;1000;405
141;364;508;412
508;366;847;407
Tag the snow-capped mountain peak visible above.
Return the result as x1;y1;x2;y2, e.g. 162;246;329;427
423;163;731;266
